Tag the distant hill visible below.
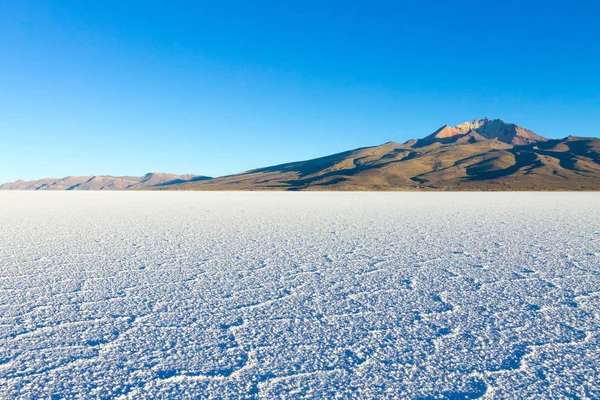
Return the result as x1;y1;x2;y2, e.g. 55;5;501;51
0;173;211;190
164;118;600;191
3;118;599;191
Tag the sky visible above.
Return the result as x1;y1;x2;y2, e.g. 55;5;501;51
1;0;599;182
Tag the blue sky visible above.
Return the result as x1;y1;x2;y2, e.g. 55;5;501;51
1;1;598;182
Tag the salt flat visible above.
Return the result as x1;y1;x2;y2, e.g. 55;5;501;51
0;192;598;399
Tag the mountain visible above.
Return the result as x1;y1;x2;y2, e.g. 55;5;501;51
3;118;599;191
161;118;600;191
0;173;211;190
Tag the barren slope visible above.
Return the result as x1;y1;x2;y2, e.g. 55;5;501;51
167;134;600;191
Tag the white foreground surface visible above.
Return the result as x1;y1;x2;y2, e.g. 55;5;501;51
0;192;599;399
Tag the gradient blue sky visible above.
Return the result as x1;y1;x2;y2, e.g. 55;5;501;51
1;1;599;182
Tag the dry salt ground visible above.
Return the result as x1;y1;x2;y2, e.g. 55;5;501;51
0;192;599;399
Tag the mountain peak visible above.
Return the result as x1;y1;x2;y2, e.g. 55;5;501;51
424;117;547;146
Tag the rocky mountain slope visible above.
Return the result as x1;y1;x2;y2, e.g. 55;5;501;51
0;173;211;190
165;118;600;191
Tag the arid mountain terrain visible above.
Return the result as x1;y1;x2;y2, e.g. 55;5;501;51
3;118;599;191
165;118;600;191
0;173;210;190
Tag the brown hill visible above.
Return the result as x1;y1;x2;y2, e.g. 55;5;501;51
163;119;600;191
0;173;211;190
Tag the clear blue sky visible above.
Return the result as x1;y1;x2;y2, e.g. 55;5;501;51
1;1;598;182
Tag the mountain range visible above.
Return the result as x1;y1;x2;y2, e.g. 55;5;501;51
0;173;210;191
3;118;600;191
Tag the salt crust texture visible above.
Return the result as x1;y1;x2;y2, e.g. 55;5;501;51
0;192;599;399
